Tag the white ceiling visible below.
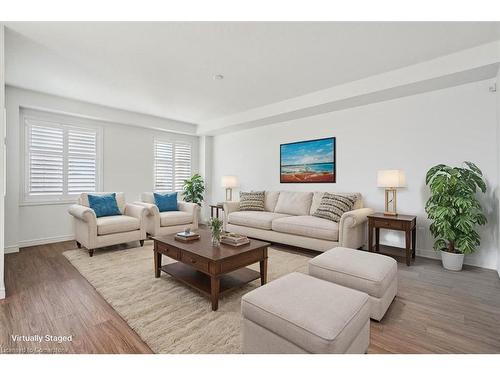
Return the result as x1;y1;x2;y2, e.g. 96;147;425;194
5;22;500;125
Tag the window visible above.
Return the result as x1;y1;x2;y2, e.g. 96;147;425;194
23;110;102;203
154;139;192;192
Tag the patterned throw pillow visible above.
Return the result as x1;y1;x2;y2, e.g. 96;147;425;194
239;191;265;211
312;193;357;222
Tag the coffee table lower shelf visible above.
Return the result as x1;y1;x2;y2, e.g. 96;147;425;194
160;262;261;297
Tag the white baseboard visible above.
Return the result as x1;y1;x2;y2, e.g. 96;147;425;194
416;247;497;270
0;285;5;300
5;245;20;254
16;234;75;249
415;248;440;261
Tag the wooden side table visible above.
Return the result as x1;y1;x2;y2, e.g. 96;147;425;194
368;213;417;266
209;204;224;219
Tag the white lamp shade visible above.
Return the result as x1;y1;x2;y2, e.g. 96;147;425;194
221;175;239;188
377;170;406;188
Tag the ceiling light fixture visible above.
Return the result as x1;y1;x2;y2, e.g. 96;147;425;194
213;74;224;80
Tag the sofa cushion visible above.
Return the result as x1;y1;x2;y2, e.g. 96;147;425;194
312;193;357;222
310;192;362;215
240;191;265;211
274;191;313;216
308;248;397;298
272;215;339;241
160;211;193;227
241;272;370;354
264;191;280;212
97;215;140;235
228;211;291;230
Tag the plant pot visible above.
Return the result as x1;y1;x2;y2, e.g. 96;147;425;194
440;250;464;271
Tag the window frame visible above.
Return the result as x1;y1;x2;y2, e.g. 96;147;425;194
153;137;193;193
21;109;103;206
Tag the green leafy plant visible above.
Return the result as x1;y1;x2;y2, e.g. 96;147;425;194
208;217;223;243
182;174;205;206
425;162;487;254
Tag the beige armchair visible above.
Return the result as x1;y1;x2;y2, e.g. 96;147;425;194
134;192;199;237
68;192;148;257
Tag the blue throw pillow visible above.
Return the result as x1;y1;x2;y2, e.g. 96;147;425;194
154;192;178;212
88;193;121;218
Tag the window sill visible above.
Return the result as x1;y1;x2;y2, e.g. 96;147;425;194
19;200;77;207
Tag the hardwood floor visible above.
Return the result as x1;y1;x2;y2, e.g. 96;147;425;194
1;240;500;354
1;241;152;354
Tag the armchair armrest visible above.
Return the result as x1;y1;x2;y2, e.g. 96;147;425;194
133;201;159;216
222;201;240;230
177;201;197;214
178;202;199;229
68;204;97;224
338;207;374;249
124;203;148;220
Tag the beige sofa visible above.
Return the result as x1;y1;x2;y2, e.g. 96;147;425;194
223;191;373;252
134;192;199;236
68;192;148;257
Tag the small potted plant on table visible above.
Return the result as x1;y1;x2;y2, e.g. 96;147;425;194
208;217;223;247
425;162;487;271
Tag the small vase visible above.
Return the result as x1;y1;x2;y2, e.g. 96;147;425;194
211;234;221;247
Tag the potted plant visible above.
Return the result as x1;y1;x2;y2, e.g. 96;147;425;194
208;217;223;247
182;173;205;206
425;162;487;271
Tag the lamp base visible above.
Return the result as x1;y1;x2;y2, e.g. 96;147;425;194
384;188;398;216
225;188;233;201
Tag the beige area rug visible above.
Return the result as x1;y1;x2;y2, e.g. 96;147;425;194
63;242;310;353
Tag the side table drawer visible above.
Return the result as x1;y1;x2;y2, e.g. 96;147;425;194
373;218;404;230
181;252;210;273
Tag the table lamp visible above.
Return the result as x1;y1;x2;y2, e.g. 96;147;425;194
377;170;406;216
221;176;239;201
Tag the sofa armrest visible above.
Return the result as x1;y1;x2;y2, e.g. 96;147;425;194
222;201;240;230
338;207;374;249
68;204;97;224
178;201;199;229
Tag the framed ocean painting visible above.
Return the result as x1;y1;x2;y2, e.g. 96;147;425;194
280;137;336;183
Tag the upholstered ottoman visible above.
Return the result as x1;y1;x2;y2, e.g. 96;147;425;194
309;247;397;321
241;272;370;354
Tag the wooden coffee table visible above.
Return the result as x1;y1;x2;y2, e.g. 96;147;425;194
153;229;270;311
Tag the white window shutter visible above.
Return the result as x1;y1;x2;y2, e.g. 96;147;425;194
154;140;174;191
174;142;192;191
154;140;192;192
27;122;64;196
67;128;98;194
24;113;101;202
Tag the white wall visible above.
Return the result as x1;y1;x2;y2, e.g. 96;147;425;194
497;69;500;277
5;86;199;251
0;25;6;299
212;79;499;270
198;136;214;223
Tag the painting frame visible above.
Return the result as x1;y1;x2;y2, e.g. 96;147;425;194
280;137;336;184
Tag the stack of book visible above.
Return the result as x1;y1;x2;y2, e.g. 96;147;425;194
174;231;200;242
221;232;250;247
